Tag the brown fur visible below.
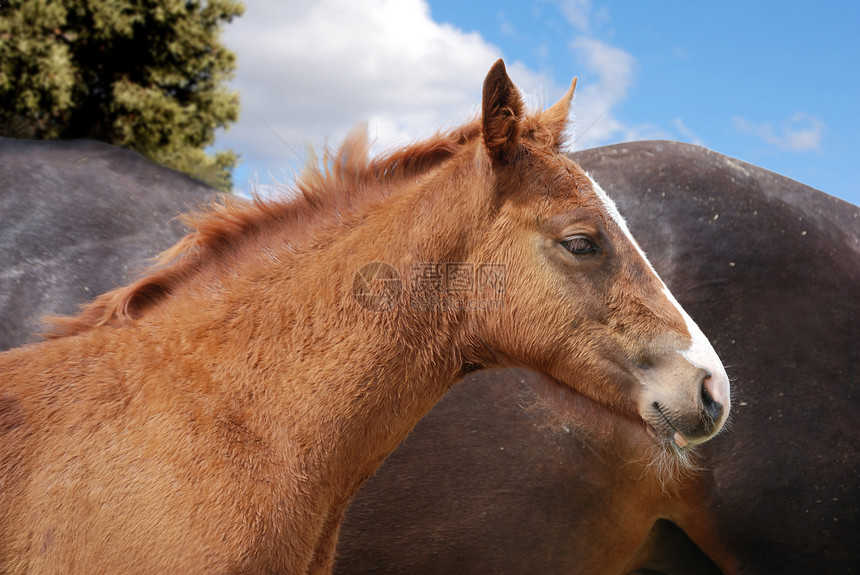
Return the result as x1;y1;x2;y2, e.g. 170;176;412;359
0;60;720;574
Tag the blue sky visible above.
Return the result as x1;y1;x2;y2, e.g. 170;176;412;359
220;1;859;206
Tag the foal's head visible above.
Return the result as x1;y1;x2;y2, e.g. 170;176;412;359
462;60;730;453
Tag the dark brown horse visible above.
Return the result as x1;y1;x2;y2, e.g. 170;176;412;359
0;62;729;574
2;135;854;574
0;137;218;350
3;138;854;573
336;141;860;574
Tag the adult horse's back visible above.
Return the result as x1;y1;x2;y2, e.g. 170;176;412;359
337;141;859;573
0;138;218;349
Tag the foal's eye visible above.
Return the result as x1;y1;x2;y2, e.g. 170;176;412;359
562;236;599;255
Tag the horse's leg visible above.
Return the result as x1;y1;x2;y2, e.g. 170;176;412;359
306;508;344;575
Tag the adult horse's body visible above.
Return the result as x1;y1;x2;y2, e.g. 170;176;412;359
0;137;218;350
1;136;854;572
336;141;860;574
0;62;729;574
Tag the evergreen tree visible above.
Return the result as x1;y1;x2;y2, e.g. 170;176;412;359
0;0;243;191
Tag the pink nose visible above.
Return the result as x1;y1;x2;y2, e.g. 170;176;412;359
700;370;725;425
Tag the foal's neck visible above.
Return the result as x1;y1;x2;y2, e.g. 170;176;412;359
156;164;481;496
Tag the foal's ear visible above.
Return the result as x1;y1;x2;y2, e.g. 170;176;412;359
482;59;524;163
541;77;577;149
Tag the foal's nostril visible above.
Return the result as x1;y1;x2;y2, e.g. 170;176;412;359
700;380;724;423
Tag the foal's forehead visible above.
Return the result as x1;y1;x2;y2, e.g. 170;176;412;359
530;154;592;198
534;155;626;229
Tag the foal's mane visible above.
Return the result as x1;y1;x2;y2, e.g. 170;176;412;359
45;122;483;338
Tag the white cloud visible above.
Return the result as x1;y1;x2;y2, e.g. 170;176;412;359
216;0;648;193
733;112;825;152
557;0;592;31
565;36;640;149
219;0;558;193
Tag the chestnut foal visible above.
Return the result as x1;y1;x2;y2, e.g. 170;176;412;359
0;61;728;574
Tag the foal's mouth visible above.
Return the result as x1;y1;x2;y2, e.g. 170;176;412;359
647;402;692;449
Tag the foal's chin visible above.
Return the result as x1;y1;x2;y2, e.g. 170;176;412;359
636;403;734;488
